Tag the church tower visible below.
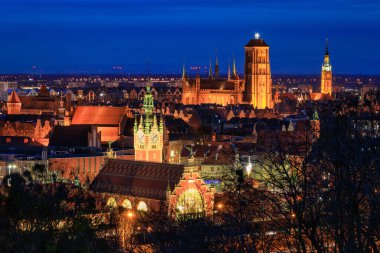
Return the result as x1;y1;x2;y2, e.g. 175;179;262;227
244;33;273;109
7;89;21;115
134;82;164;163
321;39;332;96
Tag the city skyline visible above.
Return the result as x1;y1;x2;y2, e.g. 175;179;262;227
0;0;379;74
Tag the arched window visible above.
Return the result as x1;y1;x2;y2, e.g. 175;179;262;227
137;201;148;212
121;199;132;209
176;189;204;215
106;197;117;209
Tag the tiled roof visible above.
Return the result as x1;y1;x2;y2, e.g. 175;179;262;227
90;159;184;200
188;79;236;91
71;106;125;125
8;90;21;103
245;38;269;47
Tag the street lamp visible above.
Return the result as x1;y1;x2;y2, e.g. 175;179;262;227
7;163;16;175
245;156;252;176
7;163;16;186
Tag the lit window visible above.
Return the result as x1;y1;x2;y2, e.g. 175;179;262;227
106;197;117;209
121;199;132;209
137;201;148;212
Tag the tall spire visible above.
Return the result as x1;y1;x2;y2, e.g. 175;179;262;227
227;60;231;81
182;63;187;80
232;56;237;79
208;57;213;79
312;106;320;121
322;38;331;71
215;49;219;79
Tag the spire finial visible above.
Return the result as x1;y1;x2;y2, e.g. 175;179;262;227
255;32;260;40
209;57;213;78
215;48;220;79
325;38;329;55
182;63;186;80
227;59;231;81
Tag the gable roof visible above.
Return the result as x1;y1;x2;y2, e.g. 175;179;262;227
8;89;21;103
71;106;125;125
90;159;184;200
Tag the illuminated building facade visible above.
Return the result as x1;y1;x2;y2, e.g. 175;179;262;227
90;159;214;217
7;89;21;114
321;39;332;96
244;34;273;109
134;83;164;163
181;59;244;106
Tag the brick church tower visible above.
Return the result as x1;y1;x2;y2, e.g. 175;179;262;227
7;89;21;114
134;83;164;163
321;39;332;96
244;33;273;109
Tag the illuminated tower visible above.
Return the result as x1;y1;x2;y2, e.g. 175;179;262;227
321;39;332;96
134;82;164;163
244;33;273;109
7;89;21;114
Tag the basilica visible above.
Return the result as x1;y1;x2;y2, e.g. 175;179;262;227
182;34;274;109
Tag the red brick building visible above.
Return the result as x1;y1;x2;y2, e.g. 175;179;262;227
90;159;214;217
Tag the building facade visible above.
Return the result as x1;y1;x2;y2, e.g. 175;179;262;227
134;84;164;163
244;34;273;109
181;57;244;106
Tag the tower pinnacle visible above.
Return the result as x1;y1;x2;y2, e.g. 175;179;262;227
208;57;213;79
215;49;220;79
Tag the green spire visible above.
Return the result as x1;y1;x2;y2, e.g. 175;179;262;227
133;114;138;132
312;107;319;121
143;80;154;117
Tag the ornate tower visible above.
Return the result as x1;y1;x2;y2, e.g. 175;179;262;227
321;39;332;96
244;33;273;109
134;82;164;163
7;89;21;115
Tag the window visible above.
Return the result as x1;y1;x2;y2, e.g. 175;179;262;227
121;199;132;209
211;167;214;172
137;201;148;212
106;197;117;209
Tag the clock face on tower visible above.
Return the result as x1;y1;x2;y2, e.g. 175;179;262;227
137;131;145;144
151;133;158;143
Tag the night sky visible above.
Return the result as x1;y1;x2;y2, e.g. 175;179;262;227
0;0;379;74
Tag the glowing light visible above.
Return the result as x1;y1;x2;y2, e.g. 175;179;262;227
246;156;252;176
255;32;260;40
127;211;134;218
217;203;223;210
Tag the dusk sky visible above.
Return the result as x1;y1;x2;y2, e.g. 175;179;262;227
0;0;379;74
